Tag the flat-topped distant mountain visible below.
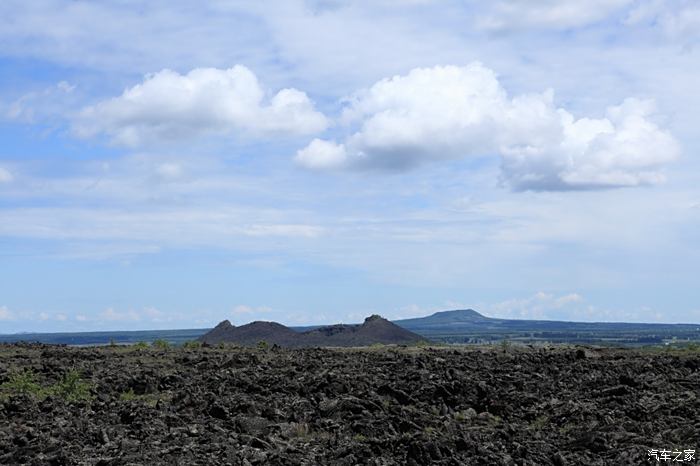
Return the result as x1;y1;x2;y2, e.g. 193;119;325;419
392;309;700;345
198;314;427;347
394;309;492;327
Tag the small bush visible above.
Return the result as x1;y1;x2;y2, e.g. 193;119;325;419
182;340;201;350
119;388;137;402
500;339;511;353
133;341;149;349
257;340;269;350
0;369;45;398
290;422;310;439
152;339;170;350
51;369;93;402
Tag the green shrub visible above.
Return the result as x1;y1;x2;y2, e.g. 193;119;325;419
500;339;511;353
182;340;201;349
257;340;269;350
0;369;45;398
51;369;93;402
119;387;137;401
133;341;149;349
152;339;170;350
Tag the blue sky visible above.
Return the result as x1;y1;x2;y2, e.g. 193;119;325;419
1;0;699;332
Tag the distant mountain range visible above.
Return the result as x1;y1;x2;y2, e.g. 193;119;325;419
199;314;426;347
392;309;700;345
3;309;699;347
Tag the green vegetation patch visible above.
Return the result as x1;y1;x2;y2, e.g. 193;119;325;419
151;339;171;350
182;340;201;349
1;368;93;402
51;369;94;402
0;369;46;399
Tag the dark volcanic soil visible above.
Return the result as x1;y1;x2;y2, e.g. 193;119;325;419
1;344;698;465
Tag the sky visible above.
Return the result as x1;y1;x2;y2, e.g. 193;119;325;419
1;0;699;332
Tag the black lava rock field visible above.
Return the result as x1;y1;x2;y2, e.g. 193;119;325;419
1;343;698;465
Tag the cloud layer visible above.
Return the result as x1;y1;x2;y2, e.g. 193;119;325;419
74;65;328;146
0;167;13;183
296;63;680;191
474;0;634;31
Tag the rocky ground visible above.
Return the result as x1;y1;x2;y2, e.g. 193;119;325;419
0;343;698;465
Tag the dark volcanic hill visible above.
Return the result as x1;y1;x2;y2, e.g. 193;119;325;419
199;314;426;347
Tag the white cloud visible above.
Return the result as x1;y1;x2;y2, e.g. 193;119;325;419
626;1;700;45
100;308;142;322
232;304;272;315
487;291;585;320
0;306;14;321
483;292;677;323
3;80;77;123
0;207;324;248
0;167;13;184
74;65;328;146
297;63;680;191
295;139;349;170
474;0;634;31
155;163;184;180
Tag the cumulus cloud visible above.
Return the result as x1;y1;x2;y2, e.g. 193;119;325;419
474;0;634;31
0;167;13;184
74;65;328;146
295;139;349;170
296;63;680;191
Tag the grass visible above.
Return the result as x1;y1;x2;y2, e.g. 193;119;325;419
119;388;166;407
